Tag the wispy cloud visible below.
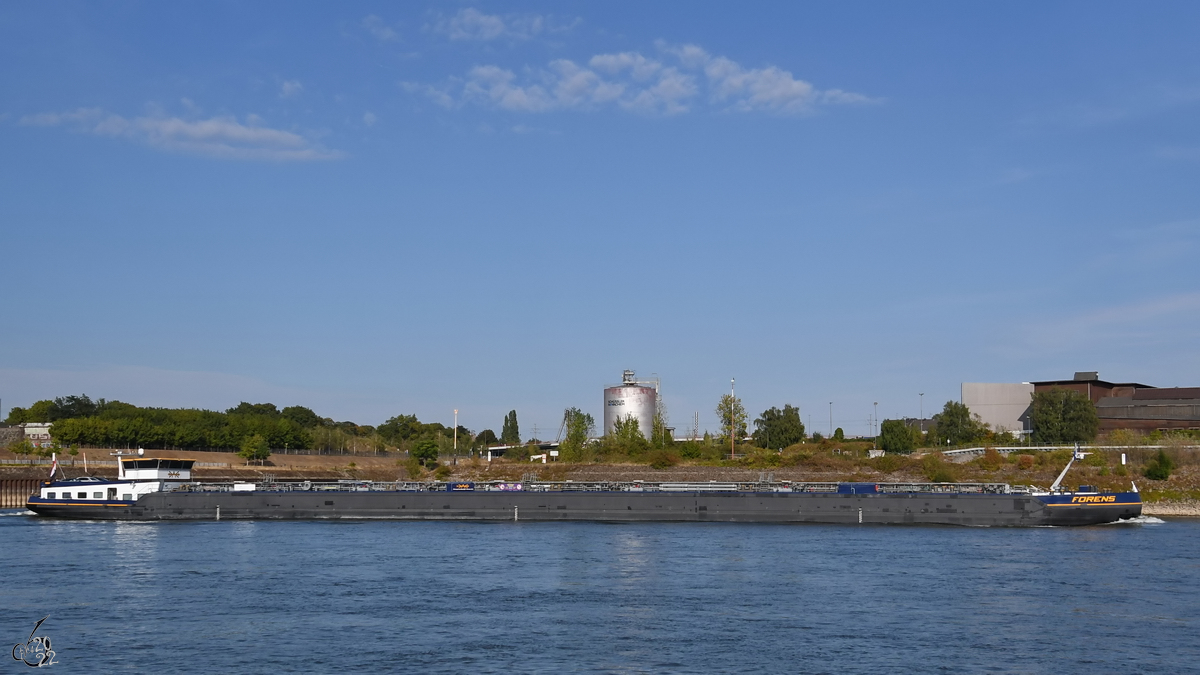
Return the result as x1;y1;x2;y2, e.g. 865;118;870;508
428;8;578;42
1010;292;1200;354
280;80;303;98
362;14;398;42
409;42;873;117
362;111;377;127
659;42;877;114
1157;145;1200;161
20;108;343;161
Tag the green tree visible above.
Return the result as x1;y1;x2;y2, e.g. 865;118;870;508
833;427;844;442
411;438;439;466
1143;450;1174;481
558;408;595;461
56;395;107;419
377;414;423;443
716;394;748;445
8;439;35;463
475;429;498;447
281;405;324;428
650;412;673;449
879;419;918;454
20;400;56;423
752;405;805;449
931;401;986;446
600;414;650;457
1030;388;1099;444
501;410;520;445
238;433;271;465
227;402;281;417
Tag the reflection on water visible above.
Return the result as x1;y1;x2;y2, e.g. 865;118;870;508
2;517;1197;673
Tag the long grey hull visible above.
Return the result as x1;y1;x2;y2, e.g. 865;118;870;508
28;490;1141;526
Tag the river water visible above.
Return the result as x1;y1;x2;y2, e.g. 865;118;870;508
1;512;1197;673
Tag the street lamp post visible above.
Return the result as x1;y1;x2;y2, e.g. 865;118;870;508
919;393;924;420
828;402;833;437
873;402;878;449
453;409;458;456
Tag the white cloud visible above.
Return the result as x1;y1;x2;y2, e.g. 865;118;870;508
419;56;695;115
429;8;577;42
362;15;398;42
363;111;377;126
20;108;343;161
661;42;876;114
413;42;869;117
280;80;303;98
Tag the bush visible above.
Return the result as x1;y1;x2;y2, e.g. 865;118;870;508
872;454;905;474
922;453;958;483
1144;450;1174;481
403;457;424;479
647;449;681;469
434;465;453;481
977;447;1003;472
1016;454;1035;470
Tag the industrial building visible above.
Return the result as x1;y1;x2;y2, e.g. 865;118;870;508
603;370;658;437
1029;372;1152;403
960;382;1034;436
964;372;1200;435
1093;387;1200;433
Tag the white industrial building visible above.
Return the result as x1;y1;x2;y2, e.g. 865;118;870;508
960;383;1033;436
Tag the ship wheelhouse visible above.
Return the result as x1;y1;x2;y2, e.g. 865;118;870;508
34;457;196;504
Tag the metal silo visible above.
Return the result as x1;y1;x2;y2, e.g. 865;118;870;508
603;370;658;437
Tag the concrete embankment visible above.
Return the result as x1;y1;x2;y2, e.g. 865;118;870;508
1142;501;1200;517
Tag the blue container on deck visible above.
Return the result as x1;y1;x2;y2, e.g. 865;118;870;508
447;482;475;492
837;483;879;494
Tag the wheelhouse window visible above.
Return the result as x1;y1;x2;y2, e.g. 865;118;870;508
77;492;86;499
122;494;132;501
93;492;102;499
47;492;56;499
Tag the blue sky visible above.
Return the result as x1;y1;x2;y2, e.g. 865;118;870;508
2;2;1199;438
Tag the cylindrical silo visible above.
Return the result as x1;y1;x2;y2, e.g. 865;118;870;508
604;370;657;437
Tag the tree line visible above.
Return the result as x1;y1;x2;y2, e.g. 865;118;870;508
877;389;1102;454
3;395;508;457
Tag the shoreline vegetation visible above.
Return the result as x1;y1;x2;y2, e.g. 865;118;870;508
4;394;1198;513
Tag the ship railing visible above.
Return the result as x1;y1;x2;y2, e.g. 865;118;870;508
170;479;1031;496
875;483;1013;494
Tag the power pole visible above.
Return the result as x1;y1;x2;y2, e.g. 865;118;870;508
730;378;736;460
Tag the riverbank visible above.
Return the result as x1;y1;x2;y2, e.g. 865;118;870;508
1142;501;1200;517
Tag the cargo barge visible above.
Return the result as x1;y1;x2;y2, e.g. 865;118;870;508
25;451;1142;526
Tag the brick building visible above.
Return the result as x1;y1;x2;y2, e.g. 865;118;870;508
1031;372;1200;433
